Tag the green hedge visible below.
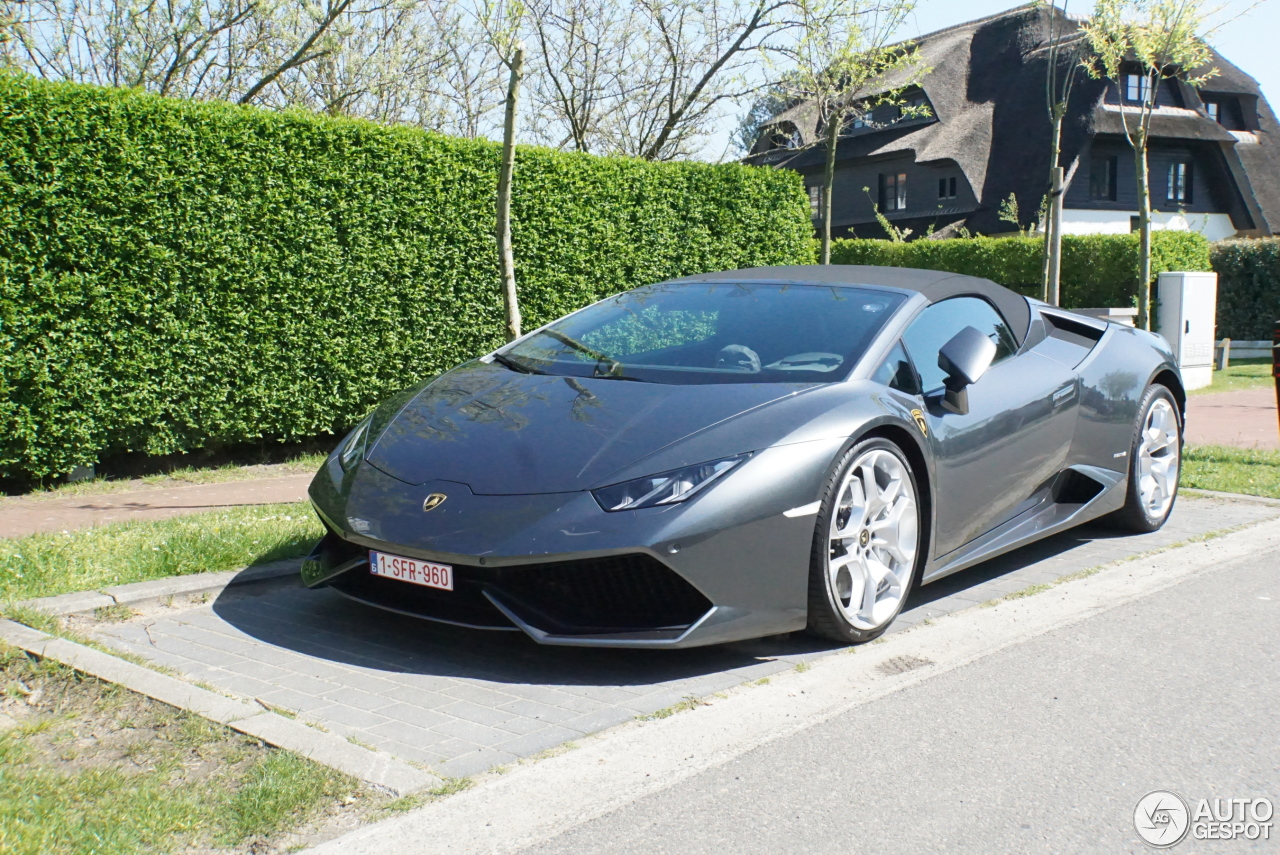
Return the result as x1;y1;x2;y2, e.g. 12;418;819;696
829;232;1212;308
1212;238;1280;340
0;73;814;480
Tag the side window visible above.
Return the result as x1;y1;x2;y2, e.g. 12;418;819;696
871;341;922;396
901;297;1018;393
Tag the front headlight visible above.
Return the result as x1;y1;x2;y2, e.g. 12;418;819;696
338;415;373;471
592;454;750;512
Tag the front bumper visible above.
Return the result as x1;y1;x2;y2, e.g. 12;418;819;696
303;440;844;648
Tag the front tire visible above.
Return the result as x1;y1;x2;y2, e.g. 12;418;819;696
1110;384;1182;532
806;438;925;643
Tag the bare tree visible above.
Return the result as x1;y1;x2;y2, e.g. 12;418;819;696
3;0;266;99
773;0;924;263
523;0;638;152
475;0;527;339
622;0;794;160
1082;0;1217;330
1038;0;1085;306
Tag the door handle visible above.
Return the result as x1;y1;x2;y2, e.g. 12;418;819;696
1185;320;1190;334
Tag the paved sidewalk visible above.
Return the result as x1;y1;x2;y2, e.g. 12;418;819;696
86;495;1278;780
0;475;313;539
1186;386;1279;449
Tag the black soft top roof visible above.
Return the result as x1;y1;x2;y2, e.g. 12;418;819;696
672;265;1032;346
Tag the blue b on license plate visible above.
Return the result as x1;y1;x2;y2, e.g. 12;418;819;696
369;550;453;591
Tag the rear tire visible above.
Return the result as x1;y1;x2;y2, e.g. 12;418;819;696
806;437;925;644
1109;384;1182;533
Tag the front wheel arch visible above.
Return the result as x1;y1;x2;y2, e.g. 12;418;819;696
857;423;934;580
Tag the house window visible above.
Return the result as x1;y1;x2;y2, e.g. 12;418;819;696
808;185;823;218
849;115;867;131
1089;156;1117;201
880;172;907;212
1167;161;1192;204
1206;101;1220;122
938;177;957;200
1124;73;1150;103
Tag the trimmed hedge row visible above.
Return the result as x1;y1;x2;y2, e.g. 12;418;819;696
829;232;1213;308
0;73;814;480
1212;238;1280;341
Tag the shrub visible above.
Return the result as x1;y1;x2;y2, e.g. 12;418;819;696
829;231;1212;308
1211;238;1280;340
0;73;813;480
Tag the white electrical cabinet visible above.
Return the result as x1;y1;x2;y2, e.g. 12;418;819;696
1156;272;1218;391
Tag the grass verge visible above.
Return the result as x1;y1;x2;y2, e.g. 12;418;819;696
1189;359;1274;396
0;643;362;854
0;503;322;602
1182;445;1280;499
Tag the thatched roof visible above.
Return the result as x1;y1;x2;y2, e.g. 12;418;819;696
749;3;1280;237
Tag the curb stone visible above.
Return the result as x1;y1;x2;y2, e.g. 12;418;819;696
19;559;303;617
1182;488;1280;507
0;618;439;796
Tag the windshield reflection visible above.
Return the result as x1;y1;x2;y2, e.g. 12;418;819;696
502;282;905;385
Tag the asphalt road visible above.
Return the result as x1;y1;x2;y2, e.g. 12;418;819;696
522;548;1280;854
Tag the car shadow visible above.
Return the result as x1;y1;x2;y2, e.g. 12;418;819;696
211;520;1130;689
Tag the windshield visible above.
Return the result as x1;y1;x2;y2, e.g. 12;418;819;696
500;282;906;385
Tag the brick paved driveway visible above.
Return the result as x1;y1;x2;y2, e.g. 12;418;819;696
90;496;1277;778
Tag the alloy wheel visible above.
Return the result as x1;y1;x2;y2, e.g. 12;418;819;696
1137;397;1180;519
827;449;919;631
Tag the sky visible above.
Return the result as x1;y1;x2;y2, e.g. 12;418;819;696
706;0;1279;159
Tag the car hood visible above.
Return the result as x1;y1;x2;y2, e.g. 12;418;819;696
364;361;812;494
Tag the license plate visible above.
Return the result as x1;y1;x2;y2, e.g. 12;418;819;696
369;550;453;591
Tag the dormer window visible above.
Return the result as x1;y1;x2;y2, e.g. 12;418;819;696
1206;101;1220;122
764;124;802;152
1124;73;1150;103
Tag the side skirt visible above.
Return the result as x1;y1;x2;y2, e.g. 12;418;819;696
922;465;1126;585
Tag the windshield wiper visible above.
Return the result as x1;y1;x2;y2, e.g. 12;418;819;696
491;353;547;375
536;329;650;381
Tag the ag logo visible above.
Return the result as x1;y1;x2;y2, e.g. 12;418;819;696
1134;790;1190;848
910;409;929;437
422;493;448;512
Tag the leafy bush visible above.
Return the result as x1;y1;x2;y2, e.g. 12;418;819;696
0;73;813;479
1211;238;1280;340
829;232;1212;308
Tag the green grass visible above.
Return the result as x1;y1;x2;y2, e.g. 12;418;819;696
220;752;351;844
0;503;322;602
1182;445;1280;499
21;453;329;500
1190;359;1275;396
0;645;358;854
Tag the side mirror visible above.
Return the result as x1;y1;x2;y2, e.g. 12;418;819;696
937;326;997;415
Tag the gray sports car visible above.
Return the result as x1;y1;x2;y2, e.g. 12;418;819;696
302;265;1184;647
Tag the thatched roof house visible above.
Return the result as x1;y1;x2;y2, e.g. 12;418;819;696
746;3;1280;241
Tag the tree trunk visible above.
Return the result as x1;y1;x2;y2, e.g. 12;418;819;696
1041;112;1064;301
820;113;839;265
1135;141;1152;331
1048;166;1064;307
497;46;525;342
